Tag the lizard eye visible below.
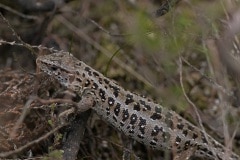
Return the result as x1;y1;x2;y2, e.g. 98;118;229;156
50;66;58;71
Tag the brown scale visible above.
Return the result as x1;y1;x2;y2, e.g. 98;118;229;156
37;52;240;160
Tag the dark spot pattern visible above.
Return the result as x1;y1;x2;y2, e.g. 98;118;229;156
129;129;134;134
187;125;194;131
120;122;124;126
93;71;99;77
106;107;110;115
122;109;129;122
137;134;144;139
201;147;209;152
76;62;82;66
175;136;181;144
84;80;90;87
139;100;151;111
113;91;119;97
125;94;134;105
76;71;80;75
104;78;110;84
183;130;188;137
150;113;162;120
98;78;103;84
207;150;213;156
151;125;161;136
99;88;106;102
108;97;115;106
150;140;157;146
76;77;82;83
130;114;138;125
138;117;146;134
193;133;198;140
84;67;92;76
153;137;158;142
133;103;141;111
177;146;182;151
184;140;191;150
177;123;184;130
114;103;121;116
92;83;98;89
109;84;120;97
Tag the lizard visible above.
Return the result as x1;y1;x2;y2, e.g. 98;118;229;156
36;52;240;160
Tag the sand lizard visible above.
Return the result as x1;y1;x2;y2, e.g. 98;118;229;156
36;52;239;160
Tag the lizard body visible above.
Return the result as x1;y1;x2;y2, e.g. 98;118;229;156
36;52;239;160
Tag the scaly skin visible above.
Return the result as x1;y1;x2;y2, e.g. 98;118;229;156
36;52;239;160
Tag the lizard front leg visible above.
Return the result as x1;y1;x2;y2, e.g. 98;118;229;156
59;89;97;122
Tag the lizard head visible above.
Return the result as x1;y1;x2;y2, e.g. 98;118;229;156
36;52;81;90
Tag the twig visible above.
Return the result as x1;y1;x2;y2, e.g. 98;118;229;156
0;124;67;158
9;96;36;138
62;110;91;160
88;19;131;37
56;15;153;88
0;3;38;20
10;95;77;138
181;57;233;97
0;39;60;53
0;13;36;54
104;47;121;76
36;97;79;108
217;8;240;81
179;56;217;158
